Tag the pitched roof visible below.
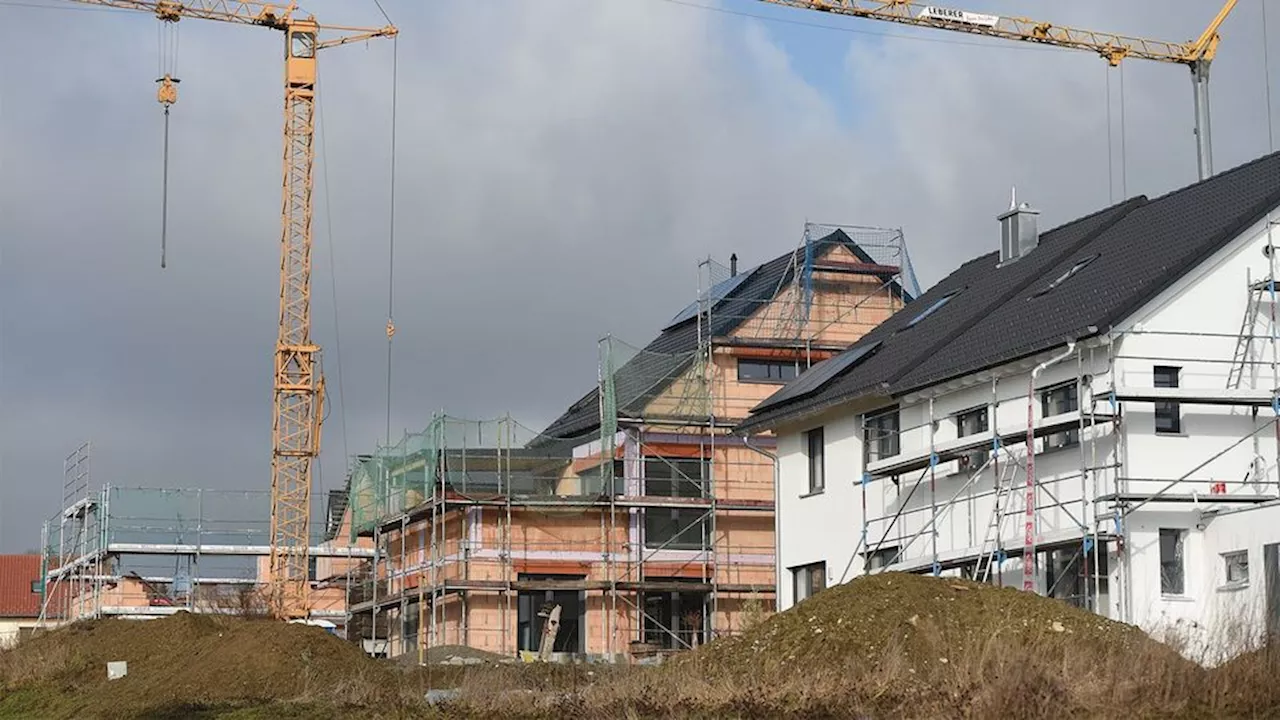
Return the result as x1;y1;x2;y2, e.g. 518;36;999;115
0;554;55;618
533;231;910;445
738;150;1280;433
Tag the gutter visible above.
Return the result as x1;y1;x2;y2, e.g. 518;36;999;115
741;437;780;606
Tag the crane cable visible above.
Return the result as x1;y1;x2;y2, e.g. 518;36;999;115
1265;0;1275;153
385;34;399;447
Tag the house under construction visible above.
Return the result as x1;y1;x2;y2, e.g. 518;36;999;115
38;443;372;630
346;225;920;660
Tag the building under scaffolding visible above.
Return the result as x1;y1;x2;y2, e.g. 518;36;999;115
347;225;920;660
38;443;373;629
745;151;1280;662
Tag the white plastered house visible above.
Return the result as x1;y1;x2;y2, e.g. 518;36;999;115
737;150;1280;662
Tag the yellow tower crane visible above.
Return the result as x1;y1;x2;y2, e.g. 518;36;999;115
61;0;397;619
759;1;1238;181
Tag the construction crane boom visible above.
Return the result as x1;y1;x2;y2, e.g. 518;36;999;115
760;1;1238;180
62;0;396;619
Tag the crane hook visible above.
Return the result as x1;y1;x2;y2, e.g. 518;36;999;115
156;75;179;269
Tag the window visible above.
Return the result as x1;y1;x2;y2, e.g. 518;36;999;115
955;406;990;471
1030;254;1100;298
643;457;708;550
864;409;900;463
1154;366;1182;434
738;359;799;383
1224;550;1249;586
806;427;825;494
864;545;898;572
792;562;827;603
29;580;40;594
1040;381;1079;450
517;574;586;654
905;291;960;328
289;31;316;59
642;579;707;649
1160;528;1186;596
580;459;625;496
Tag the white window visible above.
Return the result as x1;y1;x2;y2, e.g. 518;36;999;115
791;561;827;603
1160;528;1186;596
1223;550;1249;586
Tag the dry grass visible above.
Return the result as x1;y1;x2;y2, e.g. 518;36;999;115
2;575;1279;719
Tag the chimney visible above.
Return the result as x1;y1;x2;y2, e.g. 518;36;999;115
730;253;738;277
998;187;1040;264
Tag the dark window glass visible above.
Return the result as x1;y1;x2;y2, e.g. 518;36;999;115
865;410;900;462
738;359;800;383
807;427;825;494
1159;528;1185;596
1040;383;1079;449
1154;366;1181;434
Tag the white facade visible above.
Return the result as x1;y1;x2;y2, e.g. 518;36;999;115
774;215;1280;662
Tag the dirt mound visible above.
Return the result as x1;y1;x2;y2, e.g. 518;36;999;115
0;612;403;718
686;572;1175;678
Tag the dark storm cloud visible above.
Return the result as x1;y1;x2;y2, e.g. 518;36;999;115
0;0;1271;549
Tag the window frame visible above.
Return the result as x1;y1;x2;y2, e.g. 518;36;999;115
737;358;800;384
864;408;901;463
1223;550;1249;587
1039;381;1080;450
954;405;990;471
864;545;899;572
791;561;827;603
643;457;709;550
1154;365;1182;435
805;427;825;495
1159;528;1187;597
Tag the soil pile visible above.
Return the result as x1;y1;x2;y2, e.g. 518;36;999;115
610;572;1207;718
684;571;1176;677
0;612;403;718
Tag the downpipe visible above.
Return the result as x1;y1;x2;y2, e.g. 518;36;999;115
1023;341;1076;592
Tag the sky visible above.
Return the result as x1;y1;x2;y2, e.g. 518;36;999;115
0;0;1276;551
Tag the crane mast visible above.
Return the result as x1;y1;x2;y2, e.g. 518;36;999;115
759;1;1238;180
62;0;395;619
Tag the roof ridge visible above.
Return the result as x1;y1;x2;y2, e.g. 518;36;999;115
1142;148;1280;205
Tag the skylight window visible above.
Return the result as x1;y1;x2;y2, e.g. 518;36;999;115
905;290;960;328
1031;254;1099;298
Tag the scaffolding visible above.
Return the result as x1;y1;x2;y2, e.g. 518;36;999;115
39;481;372;626
845;235;1280;623
348;224;919;660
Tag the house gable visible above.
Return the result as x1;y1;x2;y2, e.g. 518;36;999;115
536;229;913;444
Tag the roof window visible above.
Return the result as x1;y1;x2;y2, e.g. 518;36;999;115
905;290;961;328
1031;254;1099;298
